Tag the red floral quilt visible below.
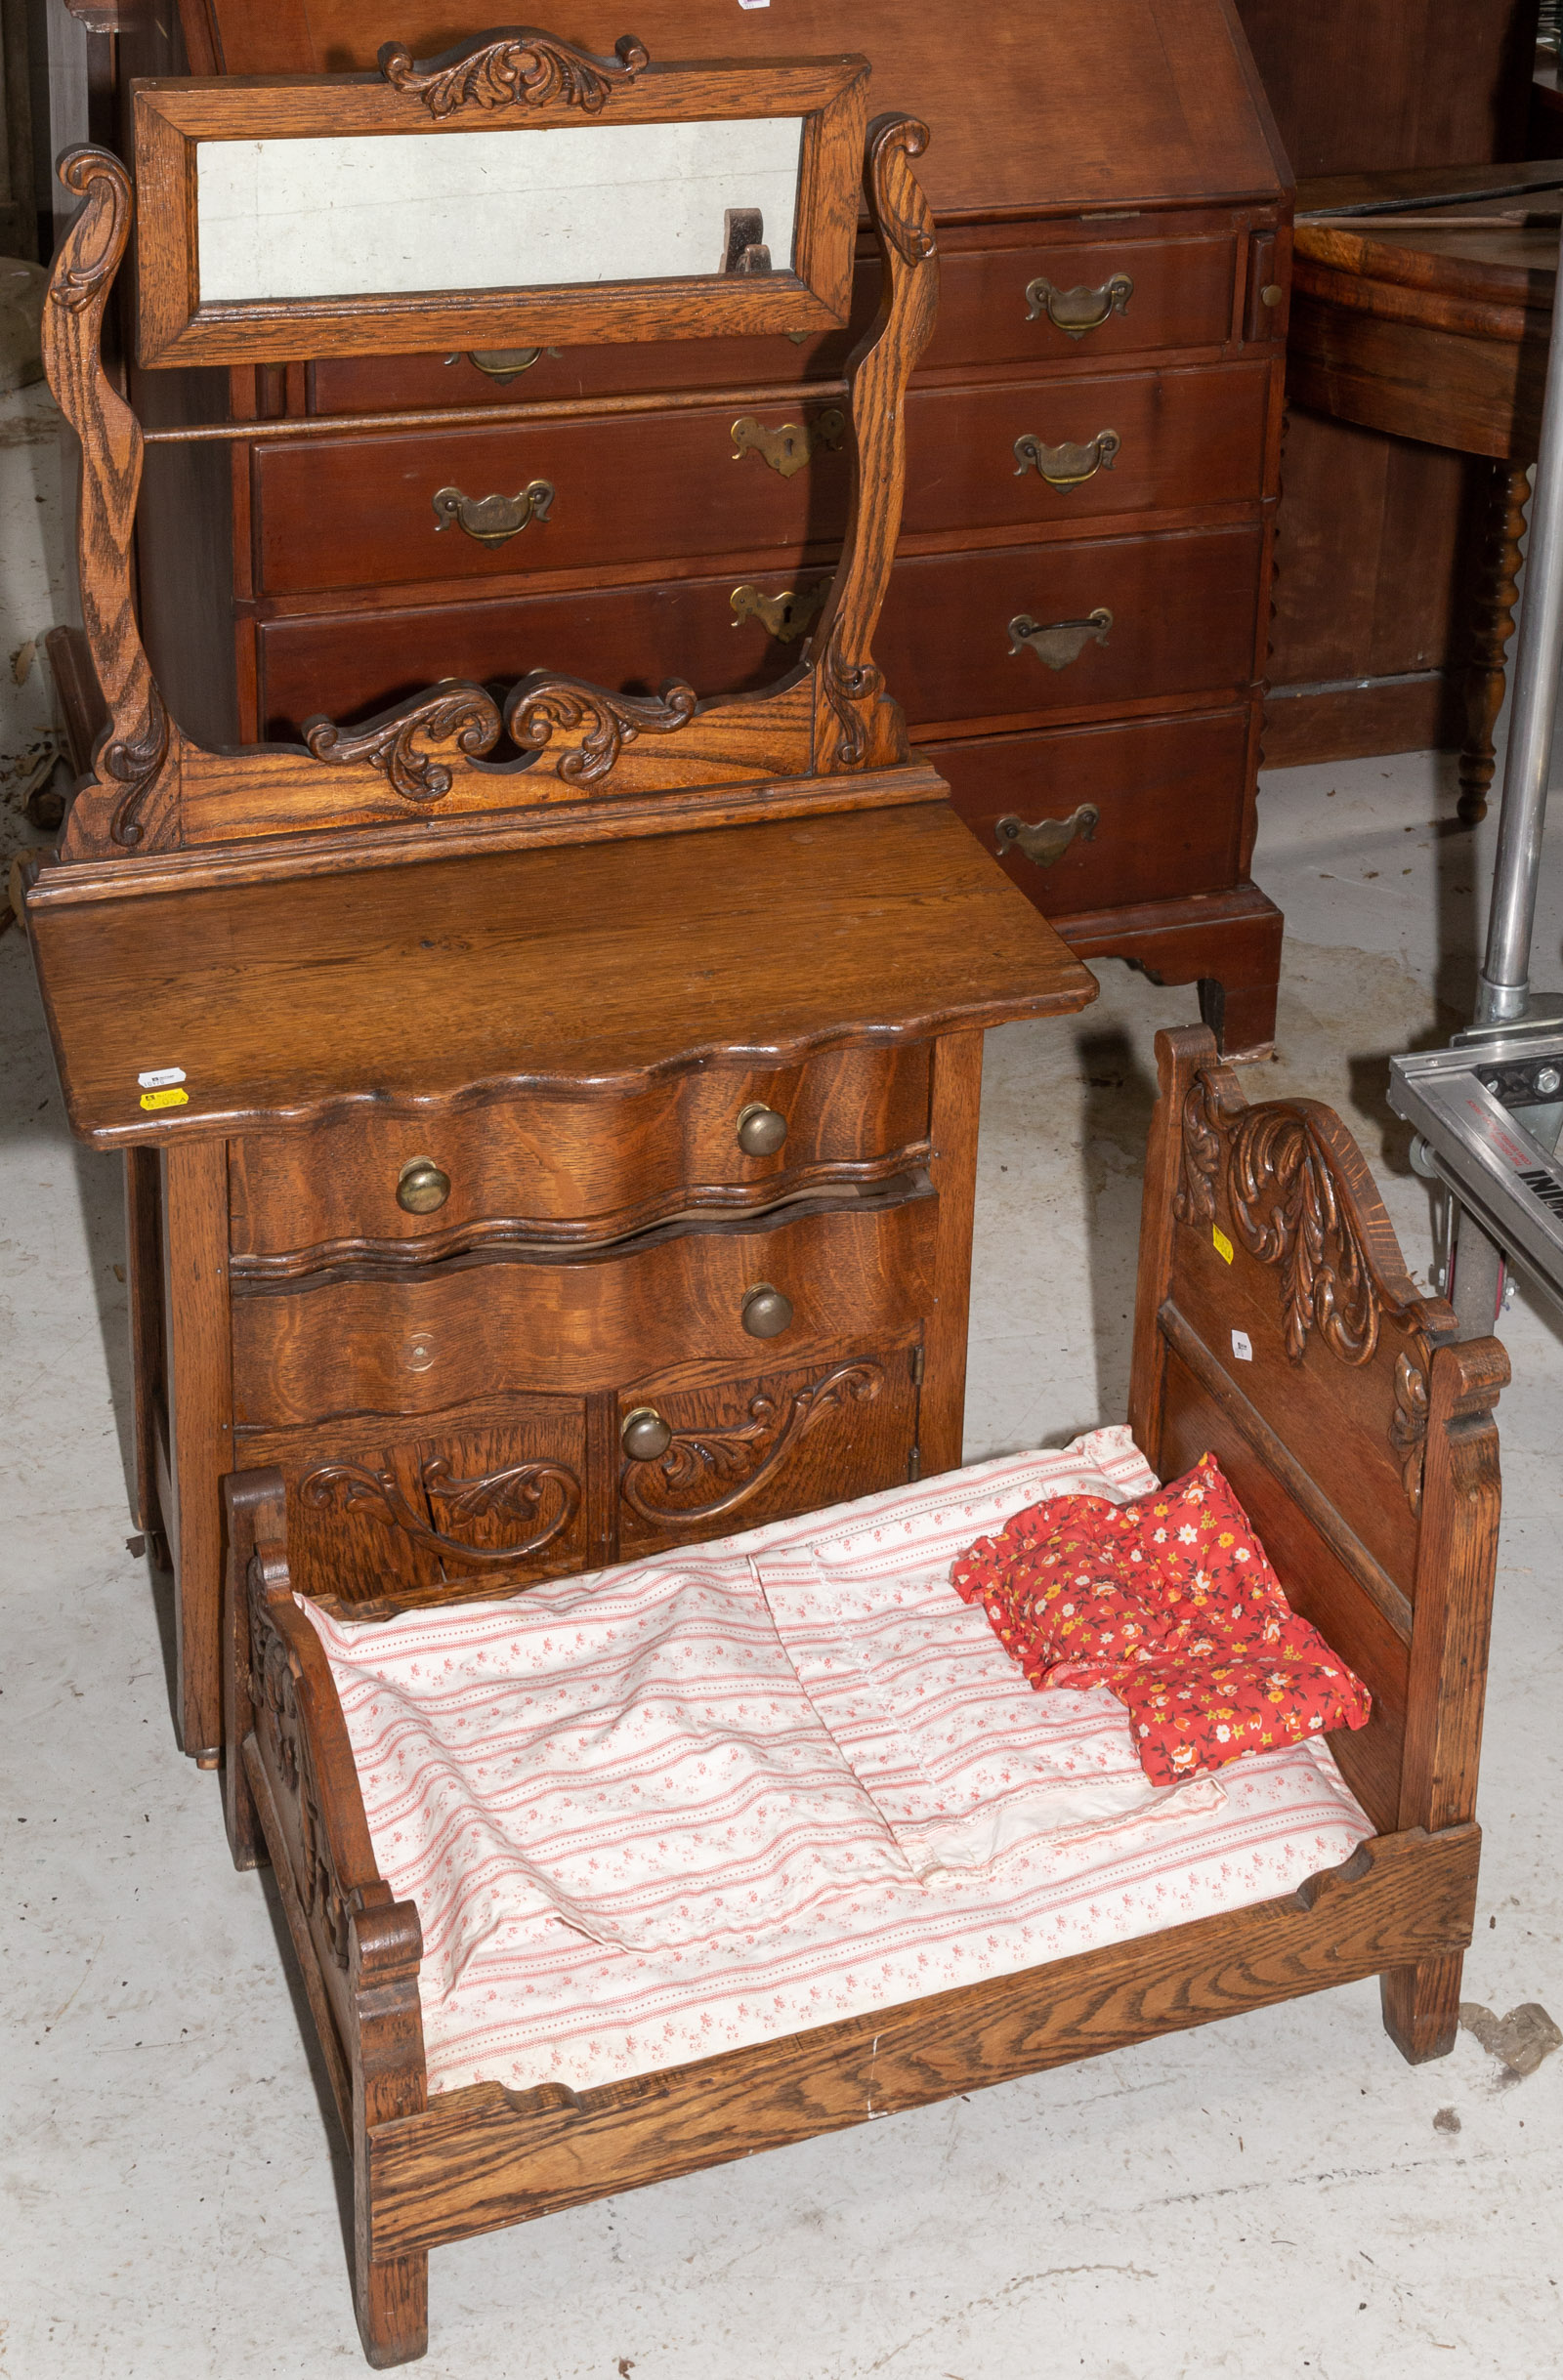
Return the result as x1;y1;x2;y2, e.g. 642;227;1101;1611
950;1451;1371;1785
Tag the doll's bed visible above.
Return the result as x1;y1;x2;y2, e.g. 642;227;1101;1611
223;1024;1507;2365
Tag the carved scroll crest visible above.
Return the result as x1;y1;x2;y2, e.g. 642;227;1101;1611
303;683;502;804
378;28;649;117
866;112;938;267
505;673;697;784
302;1451;581;1568
620;1360;883;1525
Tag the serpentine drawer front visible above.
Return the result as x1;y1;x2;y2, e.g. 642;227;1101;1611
227;1045;934;1274
230;1190;940;1430
254;524;1264;744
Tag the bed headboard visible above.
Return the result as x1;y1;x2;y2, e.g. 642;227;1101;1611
1128;1025;1507;1840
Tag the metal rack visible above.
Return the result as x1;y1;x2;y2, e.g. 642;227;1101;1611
1387;215;1563;1328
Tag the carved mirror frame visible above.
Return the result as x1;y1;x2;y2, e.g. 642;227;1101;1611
132;35;868;366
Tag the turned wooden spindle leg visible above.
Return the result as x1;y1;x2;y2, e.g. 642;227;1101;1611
1460;460;1532;826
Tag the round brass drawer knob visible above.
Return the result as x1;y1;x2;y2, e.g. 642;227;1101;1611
736;1101;788;1156
621;1406;673;1461
1260;282;1283;308
397;1156;450;1215
741;1282;794;1339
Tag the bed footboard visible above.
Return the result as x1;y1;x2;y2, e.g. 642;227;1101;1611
224;1473;431;2367
1128;1025;1507;2061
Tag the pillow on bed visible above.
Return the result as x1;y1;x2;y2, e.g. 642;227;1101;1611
950;1451;1371;1786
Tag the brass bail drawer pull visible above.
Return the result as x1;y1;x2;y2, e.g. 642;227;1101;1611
731;408;846;479
396;1155;450;1213
432;480;555;544
995;804;1100;868
730;583;825;644
740;1281;794;1338
1025;271;1133;337
1013;429;1120;489
621;1406;673;1460
1007;606;1113;669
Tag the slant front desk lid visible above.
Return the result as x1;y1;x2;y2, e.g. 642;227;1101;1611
27;804;1098;1148
178;0;1289;216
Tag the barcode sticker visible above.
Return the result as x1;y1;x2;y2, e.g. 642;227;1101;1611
137;1065;186;1089
1231;1329;1253;1361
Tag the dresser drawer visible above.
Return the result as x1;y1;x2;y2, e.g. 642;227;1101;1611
256;525;1262;741
900;362;1270;538
925;230;1240;372
297;224;1242;428
925;708;1251;913
234;1392;594;1604
616;1334;921;1557
252;395;854;598
251;357;1266;600
231;1190;938;1428
229;1045;933;1275
878;526;1264;728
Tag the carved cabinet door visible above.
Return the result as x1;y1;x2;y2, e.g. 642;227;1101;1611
237;1395;591;1606
615;1336;923;1559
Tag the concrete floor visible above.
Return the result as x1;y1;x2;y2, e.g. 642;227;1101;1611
4;744;1561;2379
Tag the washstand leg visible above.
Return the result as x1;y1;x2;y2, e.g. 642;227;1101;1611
355;2247;429;2368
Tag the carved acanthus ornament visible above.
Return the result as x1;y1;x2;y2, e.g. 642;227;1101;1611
620;1360;884;1525
102;686;172;848
1389;1346;1433;1516
378;28;649;117
302;1451;581;1567
1176;1069;1379;1364
505;674;698;784
303;683;502;804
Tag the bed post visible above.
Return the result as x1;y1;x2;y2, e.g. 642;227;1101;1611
1127;1023;1214;1473
222;1468;284;1870
1382;1330;1506;2062
351;1895;429;2367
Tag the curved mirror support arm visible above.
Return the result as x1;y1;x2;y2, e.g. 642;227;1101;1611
43;146;180;855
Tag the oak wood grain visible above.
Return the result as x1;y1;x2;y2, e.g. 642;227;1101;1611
29;803;1096;1149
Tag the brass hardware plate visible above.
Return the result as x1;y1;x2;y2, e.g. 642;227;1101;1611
432;480;555;544
1013;430;1120;489
731;408;846;479
1024;271;1133;337
397;1155;451;1214
444;347;559;382
995;803;1100;868
736;1100;788;1154
1007;606;1112;670
740;1280;794;1338
730;583;826;644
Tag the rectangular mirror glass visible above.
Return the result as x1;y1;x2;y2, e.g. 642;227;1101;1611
196;116;804;301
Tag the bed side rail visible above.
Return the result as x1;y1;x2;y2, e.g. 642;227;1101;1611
1128;1027;1506;1837
223;1471;427;2137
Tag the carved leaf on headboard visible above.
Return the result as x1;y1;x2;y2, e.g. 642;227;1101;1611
1389;1345;1433;1516
378;29;650;118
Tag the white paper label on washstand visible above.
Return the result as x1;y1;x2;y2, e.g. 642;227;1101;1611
1231;1330;1253;1361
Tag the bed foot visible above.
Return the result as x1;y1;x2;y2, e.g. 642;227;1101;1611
355;2249;428;2368
1380;1953;1463;2064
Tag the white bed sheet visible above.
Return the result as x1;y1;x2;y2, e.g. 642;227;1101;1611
302;1429;1373;2097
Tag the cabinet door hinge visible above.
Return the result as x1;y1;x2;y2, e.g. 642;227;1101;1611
909;1344;925;1385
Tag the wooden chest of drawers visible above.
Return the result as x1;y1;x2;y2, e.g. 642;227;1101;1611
125;0;1292;1057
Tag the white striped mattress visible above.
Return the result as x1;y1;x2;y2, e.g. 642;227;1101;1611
301;1429;1373;2098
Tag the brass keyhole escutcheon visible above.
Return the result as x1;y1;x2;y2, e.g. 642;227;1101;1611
737;1102;788;1156
741;1282;794;1339
621;1406;673;1461
397;1156;450;1214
